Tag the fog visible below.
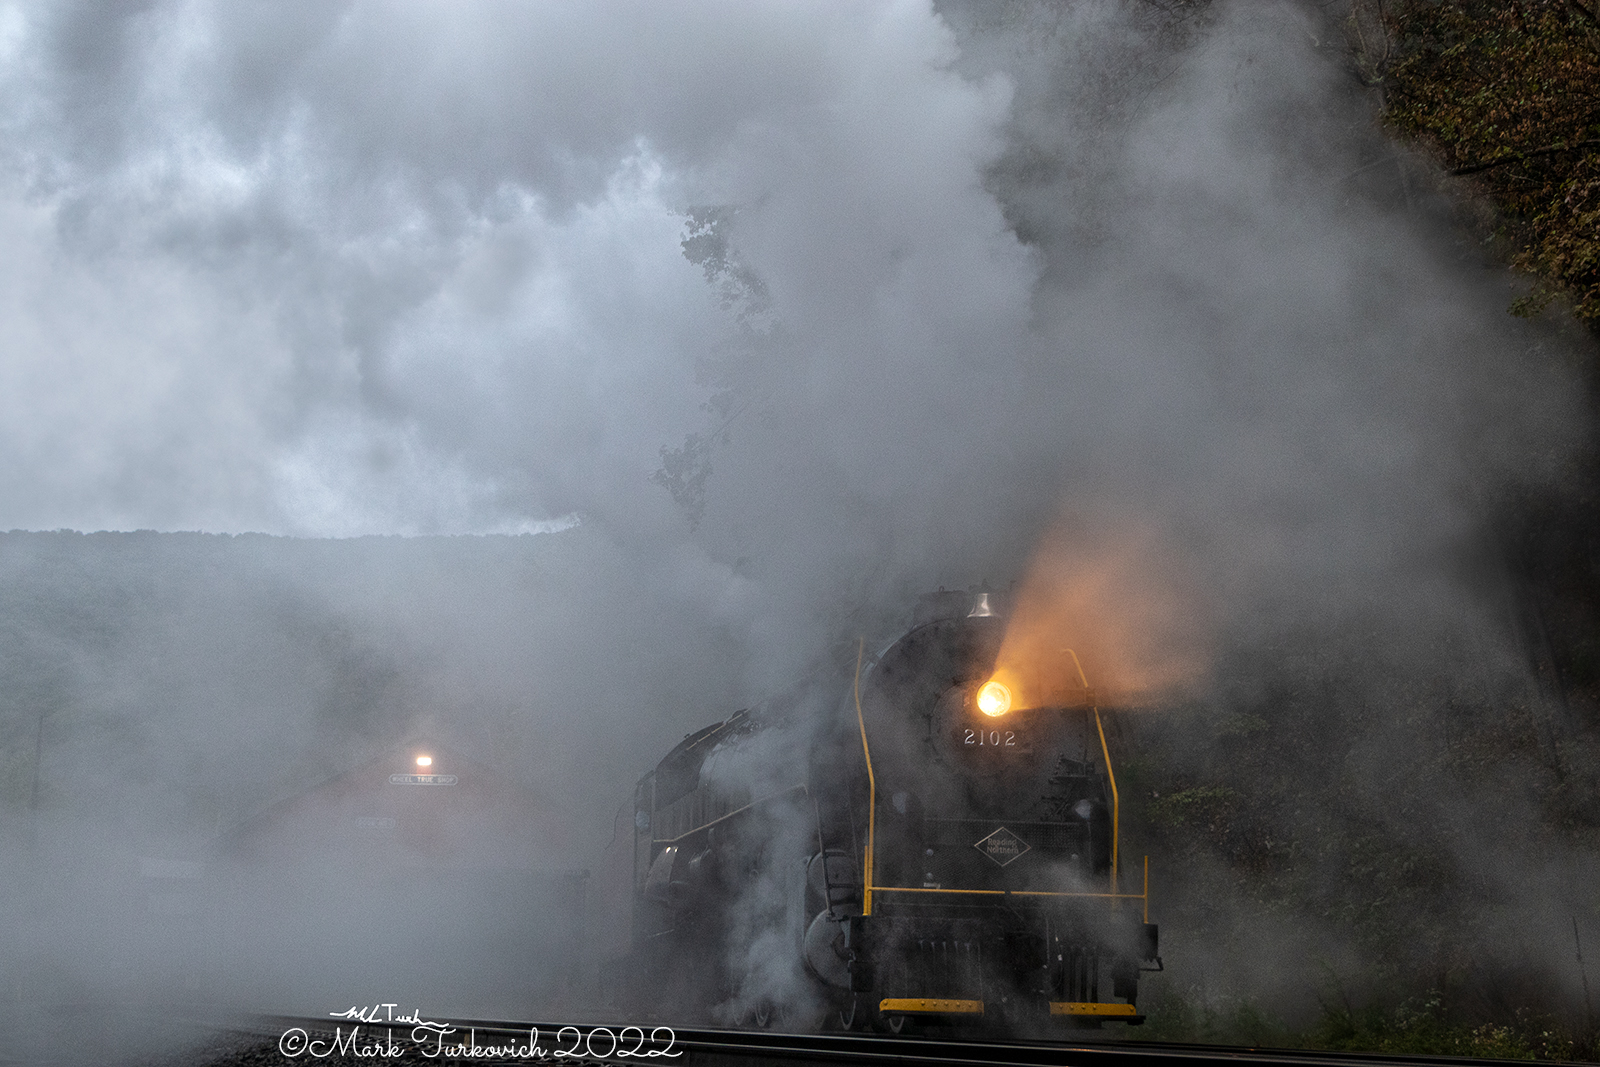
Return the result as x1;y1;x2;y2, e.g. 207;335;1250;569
0;0;1593;1060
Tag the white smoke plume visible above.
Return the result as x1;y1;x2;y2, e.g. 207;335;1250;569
0;0;1590;1053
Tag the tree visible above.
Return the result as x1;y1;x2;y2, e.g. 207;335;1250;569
1376;0;1600;320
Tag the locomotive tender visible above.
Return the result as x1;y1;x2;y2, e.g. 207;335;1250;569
624;589;1161;1031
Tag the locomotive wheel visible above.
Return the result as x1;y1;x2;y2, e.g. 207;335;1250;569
736;997;779;1029
875;1011;912;1035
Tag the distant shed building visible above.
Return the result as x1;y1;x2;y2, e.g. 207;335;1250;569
224;742;570;869
207;741;586;1018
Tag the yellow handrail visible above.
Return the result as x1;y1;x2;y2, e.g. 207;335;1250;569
853;638;876;916
653;783;809;845
1093;705;1119;892
1065;648;1118;893
871;885;1146;901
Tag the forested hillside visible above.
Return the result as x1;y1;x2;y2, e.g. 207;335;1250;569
1371;0;1600;323
1112;3;1600;1055
0;530;742;852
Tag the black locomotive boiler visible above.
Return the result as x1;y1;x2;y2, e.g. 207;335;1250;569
620;590;1161;1032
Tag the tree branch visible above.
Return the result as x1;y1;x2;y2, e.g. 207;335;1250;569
1451;139;1600;176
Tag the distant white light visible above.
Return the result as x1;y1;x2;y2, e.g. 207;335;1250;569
416;755;433;767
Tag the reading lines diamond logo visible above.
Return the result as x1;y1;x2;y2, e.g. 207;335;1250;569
975;826;1030;867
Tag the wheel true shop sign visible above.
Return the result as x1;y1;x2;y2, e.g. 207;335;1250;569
389;773;458;785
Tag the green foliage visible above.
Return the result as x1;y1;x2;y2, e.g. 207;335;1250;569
1216;712;1269;738
1148;785;1241;831
1143;989;1598;1060
1139;987;1292;1046
1118;638;1600;1053
1312;996;1591;1060
1380;0;1600;321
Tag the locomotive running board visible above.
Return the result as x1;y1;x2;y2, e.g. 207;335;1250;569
1051;1002;1141;1017
880;999;984;1015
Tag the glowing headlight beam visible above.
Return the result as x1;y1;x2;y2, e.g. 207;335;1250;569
416;755;433;767
976;680;1012;718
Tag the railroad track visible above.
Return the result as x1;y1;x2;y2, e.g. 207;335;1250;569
208;1013;1595;1067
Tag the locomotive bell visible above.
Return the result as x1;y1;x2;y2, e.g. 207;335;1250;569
967;592;997;618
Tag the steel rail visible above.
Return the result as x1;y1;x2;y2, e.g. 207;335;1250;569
233;1013;1596;1067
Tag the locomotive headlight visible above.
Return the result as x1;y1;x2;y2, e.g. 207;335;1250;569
976;680;1012;717
416;755;433;768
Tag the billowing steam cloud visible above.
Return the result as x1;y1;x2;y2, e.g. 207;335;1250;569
993;519;1211;704
0;0;1590;1052
0;0;1574;657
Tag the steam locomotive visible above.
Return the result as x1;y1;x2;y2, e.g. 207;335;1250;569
621;589;1161;1032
